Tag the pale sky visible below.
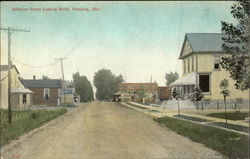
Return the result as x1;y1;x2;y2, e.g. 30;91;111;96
1;1;235;86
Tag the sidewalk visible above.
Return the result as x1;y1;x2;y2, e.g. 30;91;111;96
121;102;249;136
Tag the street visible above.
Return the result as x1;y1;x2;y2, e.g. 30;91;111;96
1;102;222;159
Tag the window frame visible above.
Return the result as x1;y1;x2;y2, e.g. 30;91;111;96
198;73;211;94
44;88;50;100
214;55;221;70
22;94;27;104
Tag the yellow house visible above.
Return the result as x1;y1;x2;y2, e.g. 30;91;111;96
0;65;33;109
170;33;249;104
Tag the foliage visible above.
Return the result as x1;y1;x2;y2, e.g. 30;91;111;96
93;69;124;101
73;72;94;102
165;72;179;86
191;85;204;101
42;75;49;80
136;86;146;101
171;88;180;100
220;0;250;90
220;79;230;97
0;108;67;146
154;116;249;159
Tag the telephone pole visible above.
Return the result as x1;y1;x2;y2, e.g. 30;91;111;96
55;58;68;105
0;27;30;123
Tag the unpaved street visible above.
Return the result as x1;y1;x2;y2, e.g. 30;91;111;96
1;102;223;159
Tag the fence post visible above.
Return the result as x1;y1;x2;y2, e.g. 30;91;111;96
217;102;219;110
201;102;203;110
234;102;237;111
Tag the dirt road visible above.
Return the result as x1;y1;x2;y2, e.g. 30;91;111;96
1;102;223;159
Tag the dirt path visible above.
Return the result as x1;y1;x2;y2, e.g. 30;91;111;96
1;102;223;159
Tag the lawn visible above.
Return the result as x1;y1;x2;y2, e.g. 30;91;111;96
206;112;249;120
154;116;249;159
0;108;67;146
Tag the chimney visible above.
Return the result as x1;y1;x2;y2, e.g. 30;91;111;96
33;75;36;80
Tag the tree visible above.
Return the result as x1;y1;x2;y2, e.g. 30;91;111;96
172;88;180;115
191;85;204;110
165;72;179;86
93;69;124;101
191;86;204;101
220;0;250;90
220;79;230;124
73;72;94;102
42;75;49;80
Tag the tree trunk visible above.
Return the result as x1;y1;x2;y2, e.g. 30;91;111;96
224;96;227;124
177;99;180;115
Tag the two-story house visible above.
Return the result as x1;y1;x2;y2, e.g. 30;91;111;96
170;33;248;105
0;65;33;109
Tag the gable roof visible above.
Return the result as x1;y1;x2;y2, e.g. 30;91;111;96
119;83;158;91
22;79;62;88
0;65;20;74
179;33;225;59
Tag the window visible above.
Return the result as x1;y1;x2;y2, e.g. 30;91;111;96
23;94;27;104
214;55;220;70
188;58;190;73
199;74;210;93
44;88;50;100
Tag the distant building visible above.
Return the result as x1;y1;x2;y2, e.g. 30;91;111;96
23;77;62;106
158;86;172;101
170;33;248;105
61;88;80;105
0;65;33;109
116;83;159;104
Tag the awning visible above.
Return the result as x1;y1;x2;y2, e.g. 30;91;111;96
11;88;33;94
170;72;198;87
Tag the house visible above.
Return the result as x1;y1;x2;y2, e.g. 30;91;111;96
170;33;249;106
23;77;62;106
61;87;80;105
117;83;159;103
0;65;33;109
158;86;172;101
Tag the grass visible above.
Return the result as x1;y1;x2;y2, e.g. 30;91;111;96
154;116;249;159
0;108;67;146
206;112;249;121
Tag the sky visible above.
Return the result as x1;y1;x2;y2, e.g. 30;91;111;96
1;1;236;87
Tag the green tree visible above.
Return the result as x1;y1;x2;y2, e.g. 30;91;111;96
220;79;230;124
93;69;124;101
220;0;250;90
172;88;180;115
165;72;179;86
73;72;94;102
42;75;49;80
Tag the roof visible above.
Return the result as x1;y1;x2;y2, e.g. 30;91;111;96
0;65;20;74
170;72;197;87
179;33;225;59
62;88;75;94
11;88;33;94
22;79;62;88
119;83;158;91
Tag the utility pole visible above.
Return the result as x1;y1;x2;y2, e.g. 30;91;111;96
0;27;30;123
55;57;68;105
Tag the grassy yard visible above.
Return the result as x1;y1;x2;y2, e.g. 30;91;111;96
206;112;249;120
154;116;249;159
0;108;67;146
